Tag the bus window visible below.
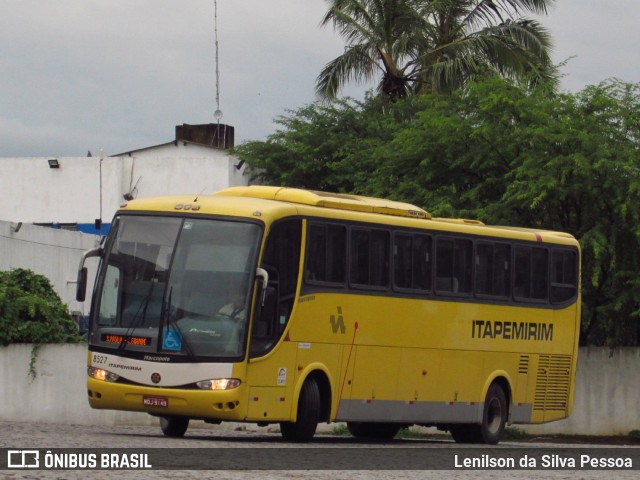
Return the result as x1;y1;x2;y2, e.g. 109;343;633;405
514;246;548;302
435;237;472;295
551;249;578;304
350;228;390;289
305;223;346;285
475;242;510;298
393;233;432;292
97;264;120;326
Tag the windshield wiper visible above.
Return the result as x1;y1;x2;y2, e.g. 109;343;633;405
161;286;195;359
118;280;157;351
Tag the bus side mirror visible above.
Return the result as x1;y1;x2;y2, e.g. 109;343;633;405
76;247;102;302
255;268;269;306
76;267;88;302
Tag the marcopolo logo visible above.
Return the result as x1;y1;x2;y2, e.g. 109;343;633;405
8;450;39;468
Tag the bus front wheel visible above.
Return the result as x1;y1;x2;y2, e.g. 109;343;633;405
160;416;189;438
280;378;320;442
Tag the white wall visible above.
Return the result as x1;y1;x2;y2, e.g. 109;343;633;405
0;344;154;426
522;347;640;436
0;220;99;314
1;344;638;435
0;144;247;226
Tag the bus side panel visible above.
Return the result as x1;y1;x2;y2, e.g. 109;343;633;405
245;338;342;423
245;340;298;421
292;342;341;418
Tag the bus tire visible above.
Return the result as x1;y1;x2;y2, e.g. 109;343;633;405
479;383;507;444
347;422;401;440
449;425;477;443
449;383;507;444
160;416;189;438
280;378;320;442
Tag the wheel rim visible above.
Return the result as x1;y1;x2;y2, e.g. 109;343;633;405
486;397;503;435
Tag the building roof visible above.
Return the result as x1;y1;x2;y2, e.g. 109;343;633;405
111;123;235;157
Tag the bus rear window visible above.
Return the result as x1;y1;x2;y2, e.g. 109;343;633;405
551;250;578;304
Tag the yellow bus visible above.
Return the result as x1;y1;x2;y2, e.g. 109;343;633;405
77;186;580;444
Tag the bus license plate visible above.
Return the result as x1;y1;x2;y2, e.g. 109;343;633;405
143;396;168;408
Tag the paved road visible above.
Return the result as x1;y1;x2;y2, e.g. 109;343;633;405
2;421;638;479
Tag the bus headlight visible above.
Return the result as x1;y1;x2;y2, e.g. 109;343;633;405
196;378;241;390
88;366;120;382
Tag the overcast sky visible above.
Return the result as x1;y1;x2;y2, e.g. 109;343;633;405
1;0;638;157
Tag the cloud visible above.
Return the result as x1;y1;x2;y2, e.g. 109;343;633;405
0;0;357;155
0;0;638;156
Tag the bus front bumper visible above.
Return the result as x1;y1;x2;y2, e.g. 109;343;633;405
87;377;247;421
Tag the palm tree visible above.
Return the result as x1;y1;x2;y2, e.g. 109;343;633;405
316;0;424;99
316;0;555;100
415;0;555;94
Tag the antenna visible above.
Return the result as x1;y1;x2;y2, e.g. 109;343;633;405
123;176;142;201
213;0;223;123
193;186;207;203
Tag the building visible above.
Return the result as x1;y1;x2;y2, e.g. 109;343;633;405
0;123;247;234
0;123;248;312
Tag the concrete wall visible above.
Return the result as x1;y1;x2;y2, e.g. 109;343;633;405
522;347;640;436
0;344;154;426
1;344;638;435
0;220;99;315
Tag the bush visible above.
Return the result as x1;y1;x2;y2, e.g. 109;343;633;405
0;268;83;346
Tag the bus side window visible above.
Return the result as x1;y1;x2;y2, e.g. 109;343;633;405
393;233;432;292
305;223;346;285
514;246;548;302
475;242;510;298
393;234;413;289
435;237;472;295
350;228;390;289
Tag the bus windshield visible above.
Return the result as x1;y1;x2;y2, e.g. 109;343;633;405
89;215;261;360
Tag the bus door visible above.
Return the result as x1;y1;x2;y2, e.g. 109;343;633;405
246;219;302;420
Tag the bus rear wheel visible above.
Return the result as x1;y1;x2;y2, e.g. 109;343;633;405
480;383;507;444
450;383;507;444
280;378;320;442
347;422;401;440
160;416;189;438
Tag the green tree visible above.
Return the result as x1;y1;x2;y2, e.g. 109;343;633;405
235;94;421;192
237;76;640;346
316;0;554;99
369;77;640;346
0;268;82;346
